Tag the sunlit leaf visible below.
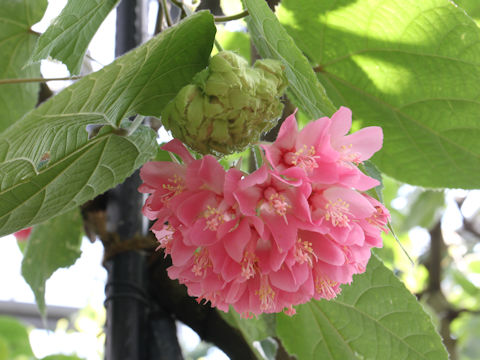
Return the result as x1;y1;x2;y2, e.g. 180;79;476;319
0;12;216;236
0;0;47;131
278;0;480;189
244;0;337;118
31;0;120;74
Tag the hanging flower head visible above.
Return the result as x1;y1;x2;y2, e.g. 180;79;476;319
140;107;389;316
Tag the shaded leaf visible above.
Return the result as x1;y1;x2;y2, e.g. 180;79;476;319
278;0;480;189
31;0;120;74
0;12;216;236
360;160;384;204
399;190;445;232
452;313;480;360
277;256;448;360
244;0;336;118
0;0;47;131
22;209;83;315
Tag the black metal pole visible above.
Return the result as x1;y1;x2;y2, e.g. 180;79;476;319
104;171;148;360
104;1;147;359
104;2;184;359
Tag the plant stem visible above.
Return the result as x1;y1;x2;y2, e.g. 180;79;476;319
214;39;224;52
161;0;173;27
214;9;249;22
0;76;82;85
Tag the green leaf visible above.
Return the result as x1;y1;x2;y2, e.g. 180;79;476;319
221;310;276;360
22;209;83;315
451;269;479;297
277;256;448;360
217;30;252;63
399;190;445;232
360;160;384;204
452;313;480;360
0;0;47;131
278;0;480;189
31;0;120;74
41;355;85;360
468;260;480;273
0;12;216;236
0;316;34;358
244;0;336;118
0;337;7;360
455;0;480;24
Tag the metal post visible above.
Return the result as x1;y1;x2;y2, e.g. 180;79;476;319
104;1;147;359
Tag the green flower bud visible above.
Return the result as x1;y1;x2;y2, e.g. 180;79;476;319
161;51;287;155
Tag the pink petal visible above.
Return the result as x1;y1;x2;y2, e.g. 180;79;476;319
297;116;330;149
162;139;194;164
272;263;310;292
224;168;243;206
339;126;383;161
340;170;380;191
323;187;375;219
14;228;31;241
139;161;185;189
329;106;352;139
275;110;299;150
223;218;251;262
301;231;345;266
186;155;225;194
261;144;283;169
170;235;196;267
263;212;297;252
221;259;242;282
190;221;219;246
175;191;213;226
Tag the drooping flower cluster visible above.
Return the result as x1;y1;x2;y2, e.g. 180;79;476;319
140;107;389;316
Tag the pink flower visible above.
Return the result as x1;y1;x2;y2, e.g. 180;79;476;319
261;106;382;190
14;227;32;242
140;107;390;317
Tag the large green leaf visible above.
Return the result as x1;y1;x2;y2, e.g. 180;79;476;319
0;0;47;131
244;0;336;118
0;12;216;236
21;209;83;315
31;0;120;74
277;0;480;189
455;0;480;24
276;256;448;360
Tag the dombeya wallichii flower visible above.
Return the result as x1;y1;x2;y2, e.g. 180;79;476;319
161;51;287;155
140;107;390;317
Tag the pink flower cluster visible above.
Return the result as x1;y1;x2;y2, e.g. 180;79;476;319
139;107;389;316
